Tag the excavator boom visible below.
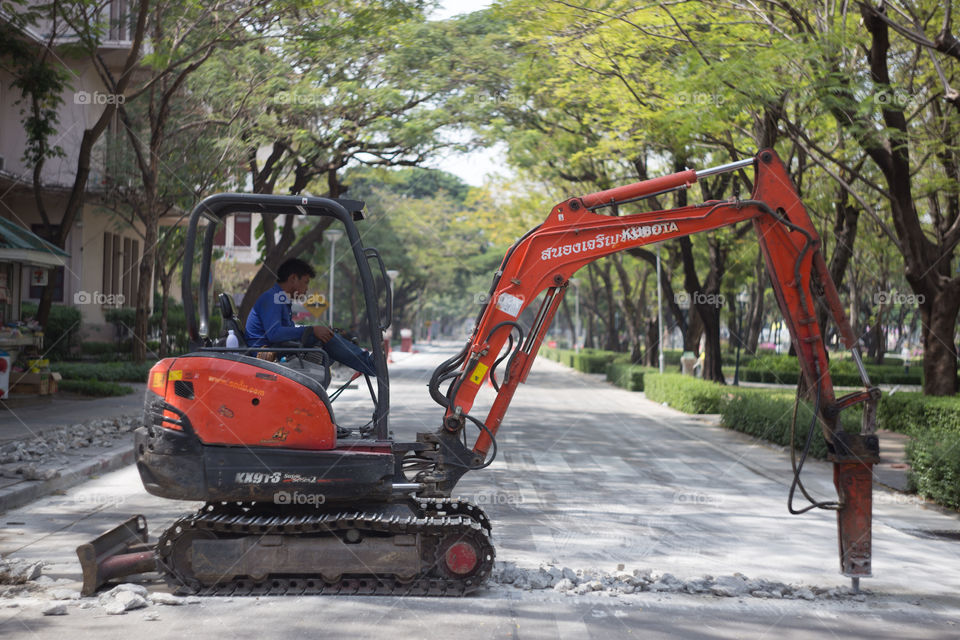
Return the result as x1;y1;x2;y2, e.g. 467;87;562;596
429;149;879;582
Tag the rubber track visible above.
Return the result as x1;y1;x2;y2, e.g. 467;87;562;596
157;498;495;597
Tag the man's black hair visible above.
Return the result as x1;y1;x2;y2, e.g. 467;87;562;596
277;258;316;282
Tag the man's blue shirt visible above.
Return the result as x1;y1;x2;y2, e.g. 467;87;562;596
245;283;304;347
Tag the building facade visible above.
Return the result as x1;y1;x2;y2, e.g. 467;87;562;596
0;2;145;341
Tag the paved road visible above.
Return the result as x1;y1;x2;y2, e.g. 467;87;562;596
2;344;959;638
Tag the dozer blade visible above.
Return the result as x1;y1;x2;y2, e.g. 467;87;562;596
77;515;157;596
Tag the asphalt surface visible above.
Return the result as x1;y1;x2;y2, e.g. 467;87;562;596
1;343;959;639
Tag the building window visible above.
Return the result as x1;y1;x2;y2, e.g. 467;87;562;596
102;232;139;306
213;220;226;247
29;224;63;302
234;214;251;247
108;0;130;41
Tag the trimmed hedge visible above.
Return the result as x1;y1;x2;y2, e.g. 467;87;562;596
606;362;656;391
877;392;960;434
876;391;960;507
52;361;152;383
743;354;922;386
644;373;725;414
908;428;960;509
58;379;135;397
720;389;861;460
540;347;631;374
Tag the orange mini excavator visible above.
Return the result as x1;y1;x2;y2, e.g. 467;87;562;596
79;149;879;596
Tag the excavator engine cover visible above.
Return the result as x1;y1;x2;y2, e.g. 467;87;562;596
135;355;395;503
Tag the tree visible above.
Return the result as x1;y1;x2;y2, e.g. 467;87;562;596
190;4;503;323
111;0;272;361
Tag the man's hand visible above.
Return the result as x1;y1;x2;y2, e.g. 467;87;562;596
312;325;334;343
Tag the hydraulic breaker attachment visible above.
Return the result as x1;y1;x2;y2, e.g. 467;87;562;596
77;515;157;596
831;432;880;589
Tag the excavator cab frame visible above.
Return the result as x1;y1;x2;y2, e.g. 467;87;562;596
180;193;393;439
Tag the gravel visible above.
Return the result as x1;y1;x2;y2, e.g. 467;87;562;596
491;562;866;600
40;603;67;616
0;415;139;480
0;558;44;584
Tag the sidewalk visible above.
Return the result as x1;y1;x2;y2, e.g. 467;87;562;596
0;386;144;514
0;384;144;444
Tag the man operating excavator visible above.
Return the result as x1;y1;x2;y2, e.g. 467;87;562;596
245;257;377;376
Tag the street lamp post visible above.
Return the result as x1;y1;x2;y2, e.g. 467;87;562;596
325;228;344;327
733;288;750;386
570;277;581;352
386;269;399;317
657;245;664;373
385;270;399;362
677;293;691;349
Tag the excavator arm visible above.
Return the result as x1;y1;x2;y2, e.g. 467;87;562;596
426;149;879;583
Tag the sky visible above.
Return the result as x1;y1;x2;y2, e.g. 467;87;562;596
426;0;506;187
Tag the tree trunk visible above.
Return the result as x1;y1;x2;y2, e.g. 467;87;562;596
678;235;725;383
644;317;659;367
920;292;960;395
133;208;158;362
872;311;885;365
159;272;171;358
745;247;765;353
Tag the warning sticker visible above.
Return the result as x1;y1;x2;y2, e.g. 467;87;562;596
496;292;524;317
469;362;489;385
151;372;165;389
169;370;183;381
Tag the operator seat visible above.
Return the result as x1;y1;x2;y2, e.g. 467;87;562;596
218;293;247;347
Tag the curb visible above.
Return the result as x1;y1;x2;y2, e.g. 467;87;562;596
0;444;135;515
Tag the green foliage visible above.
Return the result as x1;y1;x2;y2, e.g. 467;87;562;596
80;341;134;358
876;392;960;435
20;302;81;361
907;428;960;510
606;362;655;391
876;392;960;507
58;379;134;397
719;390;862;460
539;347;631;374
743;355;922;386
644;373;725;414
571;349;623;374
345;167;470;204
52;361;152;383
105;307;136;328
